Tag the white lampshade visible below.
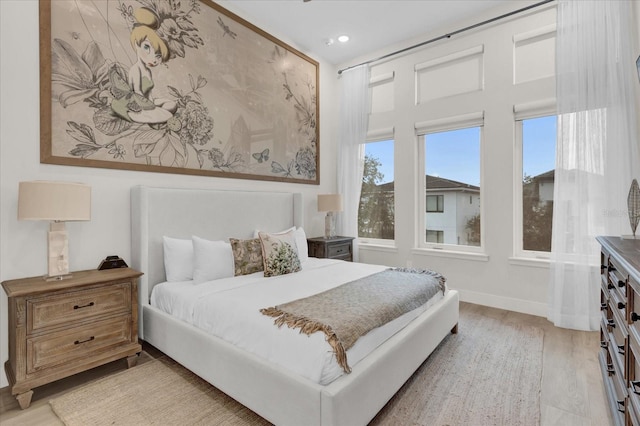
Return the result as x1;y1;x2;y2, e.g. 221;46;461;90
317;194;343;212
18;181;91;221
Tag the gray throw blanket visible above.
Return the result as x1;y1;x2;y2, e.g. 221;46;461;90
260;268;446;374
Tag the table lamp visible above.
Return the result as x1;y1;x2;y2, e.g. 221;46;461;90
317;194;343;239
18;181;91;280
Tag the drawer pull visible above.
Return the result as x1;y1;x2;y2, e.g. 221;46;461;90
607;319;616;328
74;336;95;345
601;264;607;272
632;381;640;395
618;302;626;310
601;303;608;310
607;363;615;374
74;302;95;310
608;283;615;290
609;265;617;272
632;312;640;322
617;400;625;413
617;345;625;355
618;280;626;288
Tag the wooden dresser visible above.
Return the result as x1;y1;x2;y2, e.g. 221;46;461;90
2;268;143;409
598;236;640;425
307;236;354;261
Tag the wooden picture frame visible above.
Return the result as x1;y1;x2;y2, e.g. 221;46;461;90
39;0;319;184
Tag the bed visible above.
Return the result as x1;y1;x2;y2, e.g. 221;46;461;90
131;185;459;426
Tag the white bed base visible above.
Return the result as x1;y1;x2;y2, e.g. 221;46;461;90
131;186;459;426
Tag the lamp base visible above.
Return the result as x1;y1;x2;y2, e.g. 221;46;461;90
324;212;336;239
48;222;70;278
43;273;73;282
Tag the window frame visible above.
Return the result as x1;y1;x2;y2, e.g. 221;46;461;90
512;100;557;261
416;112;485;253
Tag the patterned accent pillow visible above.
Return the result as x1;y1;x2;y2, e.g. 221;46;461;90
258;230;302;277
229;238;264;276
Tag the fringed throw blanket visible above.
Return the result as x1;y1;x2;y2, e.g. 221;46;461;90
260;268;445;374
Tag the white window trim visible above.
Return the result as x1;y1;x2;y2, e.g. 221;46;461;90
416;114;486;254
513;102;556;260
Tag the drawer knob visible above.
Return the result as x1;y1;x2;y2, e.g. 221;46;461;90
632;312;640;322
608;363;615;374
601;303;608;311
74;336;95;345
618;302;626;310
618;280;626;288
608;283;615;290
607;319;616;328
632;381;640;395
74;302;95;310
617;400;625;413
618;344;625;355
609;265;617;272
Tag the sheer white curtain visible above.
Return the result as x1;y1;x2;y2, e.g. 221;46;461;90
336;65;370;262
549;0;640;330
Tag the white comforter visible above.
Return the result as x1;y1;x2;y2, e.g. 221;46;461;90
151;258;444;385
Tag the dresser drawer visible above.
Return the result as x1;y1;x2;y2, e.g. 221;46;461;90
328;243;351;258
26;315;132;374
27;282;131;334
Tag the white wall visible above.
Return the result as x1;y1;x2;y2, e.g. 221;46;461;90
347;2;558;317
0;0;339;388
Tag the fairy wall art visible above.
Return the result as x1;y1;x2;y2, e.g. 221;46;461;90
40;0;319;184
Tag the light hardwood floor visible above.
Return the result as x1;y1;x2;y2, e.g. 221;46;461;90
0;302;612;426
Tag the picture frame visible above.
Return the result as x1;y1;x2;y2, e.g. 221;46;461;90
39;0;319;185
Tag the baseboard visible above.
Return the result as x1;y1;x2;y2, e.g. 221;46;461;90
456;288;548;318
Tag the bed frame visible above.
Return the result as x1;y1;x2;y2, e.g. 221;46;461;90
131;185;459;426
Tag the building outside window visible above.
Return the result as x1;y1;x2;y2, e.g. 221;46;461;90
422;126;481;247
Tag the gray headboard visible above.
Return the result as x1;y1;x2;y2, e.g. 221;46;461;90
131;186;303;307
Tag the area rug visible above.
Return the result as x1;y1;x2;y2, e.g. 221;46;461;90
50;307;543;426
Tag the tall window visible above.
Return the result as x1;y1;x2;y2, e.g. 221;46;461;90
422;127;481;247
520;115;556;253
358;139;394;240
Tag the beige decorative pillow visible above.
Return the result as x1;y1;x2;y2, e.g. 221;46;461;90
258;231;301;277
229;238;264;276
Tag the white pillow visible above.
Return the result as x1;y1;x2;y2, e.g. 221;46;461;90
253;226;308;262
163;236;194;282
192;236;234;283
294;227;308;262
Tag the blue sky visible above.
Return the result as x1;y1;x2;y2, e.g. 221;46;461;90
365;115;556;186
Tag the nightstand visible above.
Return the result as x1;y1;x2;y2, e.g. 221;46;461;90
2;268;143;409
307;236;354;261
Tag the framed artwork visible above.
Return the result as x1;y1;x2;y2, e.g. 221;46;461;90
39;0;319;184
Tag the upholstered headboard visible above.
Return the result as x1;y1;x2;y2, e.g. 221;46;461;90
130;186;303;308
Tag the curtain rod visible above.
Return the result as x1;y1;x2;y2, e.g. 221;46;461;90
337;0;555;75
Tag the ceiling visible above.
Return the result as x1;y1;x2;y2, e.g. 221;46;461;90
220;0;512;66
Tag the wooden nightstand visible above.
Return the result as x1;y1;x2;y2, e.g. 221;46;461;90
307;236;354;261
2;268;143;409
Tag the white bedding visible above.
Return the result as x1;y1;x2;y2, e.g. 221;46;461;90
151;258;445;385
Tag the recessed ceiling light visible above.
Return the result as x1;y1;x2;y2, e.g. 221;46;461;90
337;35;350;43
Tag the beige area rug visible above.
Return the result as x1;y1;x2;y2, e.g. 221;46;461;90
50;308;543;426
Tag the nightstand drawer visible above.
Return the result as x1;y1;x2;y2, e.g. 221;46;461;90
28;282;131;334
27;315;132;374
328;243;351;258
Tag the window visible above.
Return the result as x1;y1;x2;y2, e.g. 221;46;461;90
426;230;444;243
519;115;556;253
421;126;481;248
426;195;444;212
358;139;394;240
